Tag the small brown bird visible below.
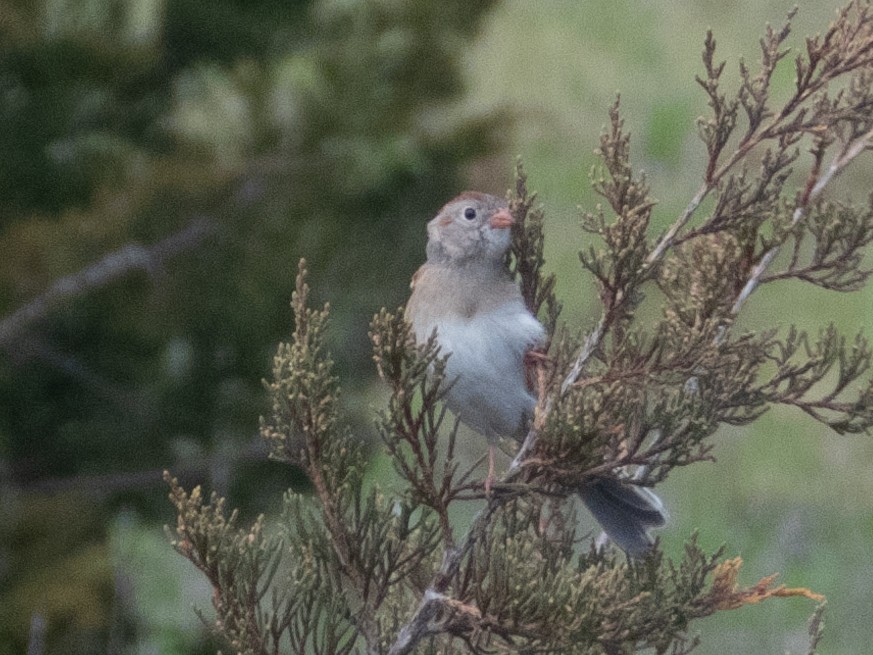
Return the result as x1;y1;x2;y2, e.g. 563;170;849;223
406;191;666;556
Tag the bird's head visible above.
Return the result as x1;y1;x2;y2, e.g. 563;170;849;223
425;192;514;266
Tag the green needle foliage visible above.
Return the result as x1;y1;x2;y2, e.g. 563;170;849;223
167;3;873;653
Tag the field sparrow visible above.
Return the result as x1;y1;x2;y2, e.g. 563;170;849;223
405;191;666;556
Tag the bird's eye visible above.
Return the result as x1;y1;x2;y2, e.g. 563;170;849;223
463;207;477;220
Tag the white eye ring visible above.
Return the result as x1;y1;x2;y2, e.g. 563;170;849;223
463;207;477;220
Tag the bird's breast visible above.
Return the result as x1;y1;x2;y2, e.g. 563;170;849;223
405;263;546;438
420;303;545;439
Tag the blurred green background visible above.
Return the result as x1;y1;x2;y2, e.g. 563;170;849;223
1;1;871;654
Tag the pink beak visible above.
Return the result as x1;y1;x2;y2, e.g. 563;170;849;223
489;209;514;229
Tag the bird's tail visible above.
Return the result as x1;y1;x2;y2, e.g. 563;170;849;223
577;478;667;557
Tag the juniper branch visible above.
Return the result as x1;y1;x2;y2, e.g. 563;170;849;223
731;123;873;314
581;4;873;487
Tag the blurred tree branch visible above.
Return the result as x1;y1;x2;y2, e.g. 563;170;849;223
10;437;266;495
0;218;215;348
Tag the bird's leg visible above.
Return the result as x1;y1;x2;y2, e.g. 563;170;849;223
524;348;552;397
523;349;551;366
485;444;496;496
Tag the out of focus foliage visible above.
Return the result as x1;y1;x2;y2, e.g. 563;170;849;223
0;0;499;652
